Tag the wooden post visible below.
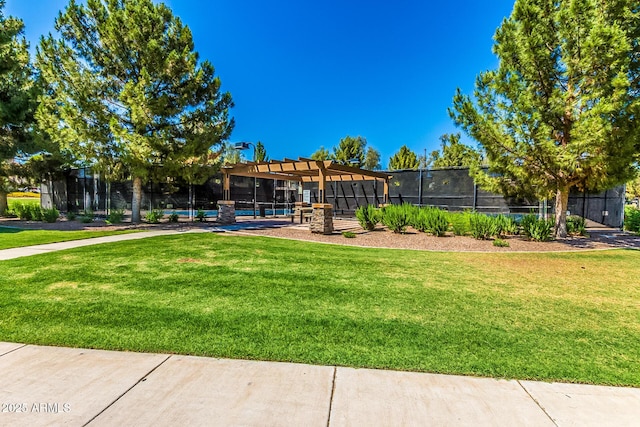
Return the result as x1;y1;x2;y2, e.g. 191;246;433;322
223;172;231;200
318;168;326;203
383;178;389;204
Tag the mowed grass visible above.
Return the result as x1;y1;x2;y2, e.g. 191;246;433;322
1;233;639;386
7;196;40;210
0;227;140;250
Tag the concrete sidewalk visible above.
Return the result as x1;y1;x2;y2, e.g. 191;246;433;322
1;343;638;426
0;229;207;261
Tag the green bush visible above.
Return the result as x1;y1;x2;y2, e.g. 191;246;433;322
413;207;449;237
494;214;518;236
469;213;498;240
493;238;510;247
13;202;43;221
355;205;379;231
449;212;471;236
624;206;640;233
567;215;587;236
42;208;60;223
106;209;125;224
381;203;411;234
196;209;207;222
145;209;164;224
66;211;77;221
521;215;554;242
79;210;94;223
168;211;179;223
342;231;356;238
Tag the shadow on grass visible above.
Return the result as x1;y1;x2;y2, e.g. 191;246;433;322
0;226;22;234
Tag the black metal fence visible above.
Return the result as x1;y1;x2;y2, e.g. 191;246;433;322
41;167;626;227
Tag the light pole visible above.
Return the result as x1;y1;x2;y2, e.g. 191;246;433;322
234;142;257;219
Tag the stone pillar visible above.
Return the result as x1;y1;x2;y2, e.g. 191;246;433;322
310;203;333;234
217;200;236;224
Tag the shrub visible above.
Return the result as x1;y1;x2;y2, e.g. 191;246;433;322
381;203;411;234
342;231;356;238
449;212;471;236
494;214;518;236
168;211;179;223
521;215;554;242
42;208;60;223
624;206;640;233
106;209;125;224
29;204;43;221
469;213;498;240
13;203;43;221
493;238;510;247
566;215;587;236
145;209;164;224
196;209;207;222
355;205;379;231
66;211;77;221
413;207;449;237
80;210;94;223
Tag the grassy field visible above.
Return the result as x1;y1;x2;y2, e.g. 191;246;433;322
0;227;140;250
0;233;639;386
7;196;40;211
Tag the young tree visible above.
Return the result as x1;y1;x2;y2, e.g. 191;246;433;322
363;147;381;170
310;146;330;161
431;133;482;168
0;1;36;214
450;0;639;237
388;145;420;171
254;141;268;162
36;0;234;223
332;135;367;166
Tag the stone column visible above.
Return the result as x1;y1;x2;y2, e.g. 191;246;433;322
310;203;333;234
217;200;236;224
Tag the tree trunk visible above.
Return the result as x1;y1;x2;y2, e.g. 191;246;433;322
131;176;142;224
554;186;570;238
0;190;8;215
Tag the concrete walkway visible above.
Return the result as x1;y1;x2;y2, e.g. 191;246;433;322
0;229;208;261
1;343;639;426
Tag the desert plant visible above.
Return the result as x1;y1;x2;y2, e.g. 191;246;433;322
566;215;587;236
529;219;554;242
342;231;356;238
42;208;60;223
355;205;380;231
168;211;179;223
196;209;207;222
469;213;498;240
12;202;30;220
493;238;510;247
66;211;77;221
624;206;640;234
494;214;518;236
145;209;164;224
449;212;471;236
106;209;125;224
381;203;411;234
414;207;449;236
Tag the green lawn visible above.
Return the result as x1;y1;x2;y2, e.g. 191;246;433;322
0;227;139;250
1;233;639;386
7;196;40;210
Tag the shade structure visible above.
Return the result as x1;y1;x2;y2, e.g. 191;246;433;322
221;158;391;204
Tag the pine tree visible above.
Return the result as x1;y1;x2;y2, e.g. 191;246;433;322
310;146;330;161
254;141;268;162
431;133;482;168
36;0;234;222
451;0;639;237
332;135;367;167
0;1;35;214
363;147;381;170
388;145;419;171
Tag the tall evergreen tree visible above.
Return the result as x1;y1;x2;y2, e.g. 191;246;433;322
310;146;330;161
0;1;35;214
431;133;482;168
388;145;419;171
363;147;381;170
332;135;367;167
451;0;639;237
36;0;234;222
254;141;268;162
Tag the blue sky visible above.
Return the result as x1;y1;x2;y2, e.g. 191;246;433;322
6;0;515;168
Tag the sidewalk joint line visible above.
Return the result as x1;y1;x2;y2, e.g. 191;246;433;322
83;354;172;426
517;380;558;427
0;343;27;357
326;366;338;427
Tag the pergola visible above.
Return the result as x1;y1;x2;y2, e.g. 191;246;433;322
221;158;391;204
